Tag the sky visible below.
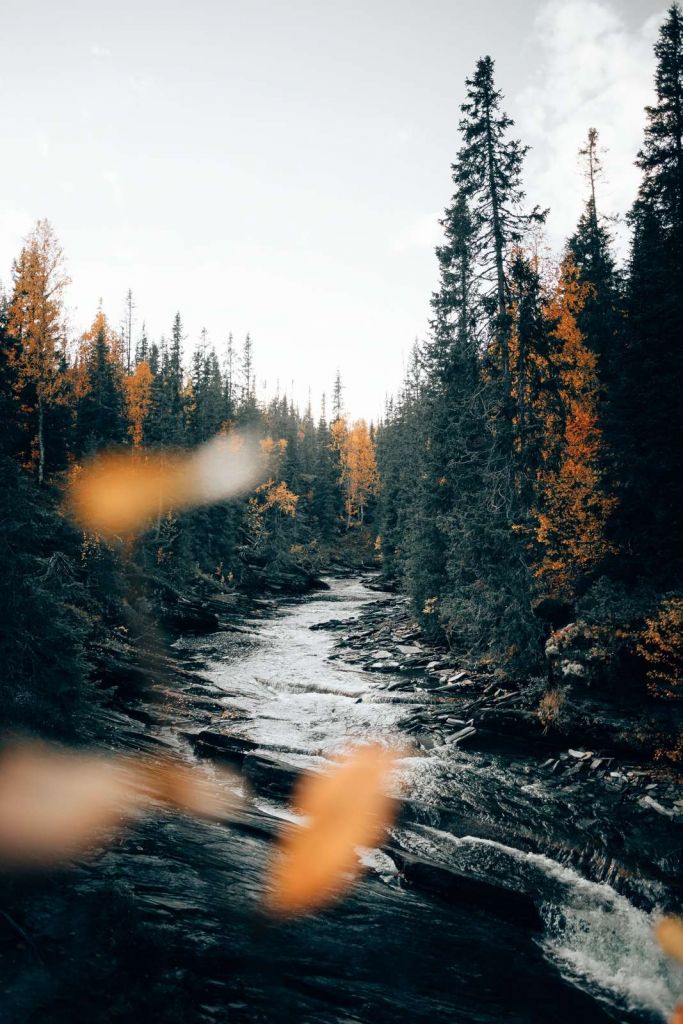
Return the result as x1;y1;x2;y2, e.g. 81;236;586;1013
0;0;667;420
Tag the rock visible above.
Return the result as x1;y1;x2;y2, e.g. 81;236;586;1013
449;726;477;745
446;670;470;684
242;751;305;803
639;795;675;818
388;848;542;930
185;730;257;764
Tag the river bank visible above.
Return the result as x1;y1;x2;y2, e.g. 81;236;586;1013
1;574;682;1023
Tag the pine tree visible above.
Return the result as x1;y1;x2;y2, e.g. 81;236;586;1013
566;128;621;452
455;56;544;414
75;312;128;455
332;369;344;422
614;3;683;580
8;220;70;483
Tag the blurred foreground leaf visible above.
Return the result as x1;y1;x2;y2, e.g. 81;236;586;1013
67;432;261;539
0;739;241;866
266;744;399;916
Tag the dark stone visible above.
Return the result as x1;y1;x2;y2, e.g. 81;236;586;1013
388;848;542;930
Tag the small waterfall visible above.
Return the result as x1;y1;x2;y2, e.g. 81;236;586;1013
398;826;683;1022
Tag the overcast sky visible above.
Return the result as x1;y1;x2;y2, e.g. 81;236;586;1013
0;0;666;420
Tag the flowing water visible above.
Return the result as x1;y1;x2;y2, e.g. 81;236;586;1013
172;576;681;1024
2;576;680;1024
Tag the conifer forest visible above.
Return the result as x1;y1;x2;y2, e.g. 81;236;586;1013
1;4;683;1024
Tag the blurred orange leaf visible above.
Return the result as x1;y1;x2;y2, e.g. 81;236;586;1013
0;740;240;866
67;432;261;539
657;916;683;964
266;744;399;916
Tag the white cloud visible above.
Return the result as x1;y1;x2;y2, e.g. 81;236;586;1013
516;0;663;256
90;44;112;58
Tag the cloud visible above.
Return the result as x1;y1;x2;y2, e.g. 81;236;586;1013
393;211;442;253
515;1;663;255
90;44;112;59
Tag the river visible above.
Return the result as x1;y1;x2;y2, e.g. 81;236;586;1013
1;575;680;1023
171;575;681;1024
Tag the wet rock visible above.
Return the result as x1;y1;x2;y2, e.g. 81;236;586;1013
448;725;477;746
185;730;258;764
242;751;305;803
388;848;542;930
309;618;347;631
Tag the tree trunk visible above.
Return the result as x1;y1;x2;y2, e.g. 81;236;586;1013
37;395;45;486
484;97;511;413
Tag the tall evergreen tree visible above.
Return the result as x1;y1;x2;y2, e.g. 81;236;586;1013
614;3;683;581
75;314;128;455
455;56;544;414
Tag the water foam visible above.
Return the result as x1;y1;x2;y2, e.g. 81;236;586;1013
409;827;682;1021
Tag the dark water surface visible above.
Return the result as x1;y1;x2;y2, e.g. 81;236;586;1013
1;577;681;1023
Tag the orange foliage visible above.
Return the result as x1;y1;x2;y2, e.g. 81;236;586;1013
334;418;379;527
7;220;70;481
124;360;154;447
533;257;615;596
637;596;683;698
73;310;124;396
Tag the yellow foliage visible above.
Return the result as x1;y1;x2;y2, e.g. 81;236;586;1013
637;596;683;698
533;256;616;596
124;361;154;447
336;418;379;527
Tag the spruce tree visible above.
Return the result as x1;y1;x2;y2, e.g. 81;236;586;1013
615;3;683;581
75;319;128;455
455;56;544;414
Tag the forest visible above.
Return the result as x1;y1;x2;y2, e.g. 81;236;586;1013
2;5;682;748
0;5;682;1022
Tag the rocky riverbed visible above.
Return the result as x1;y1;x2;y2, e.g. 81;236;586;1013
1;574;682;1023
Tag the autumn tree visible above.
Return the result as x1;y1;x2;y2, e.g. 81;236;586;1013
125;360;154;447
533;257;616;597
8;220;70;483
338;419;378;527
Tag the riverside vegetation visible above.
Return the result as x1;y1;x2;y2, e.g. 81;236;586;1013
0;7;682;1018
1;4;682;764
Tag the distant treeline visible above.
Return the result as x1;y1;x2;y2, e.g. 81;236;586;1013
374;5;683;705
0;240;378;736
